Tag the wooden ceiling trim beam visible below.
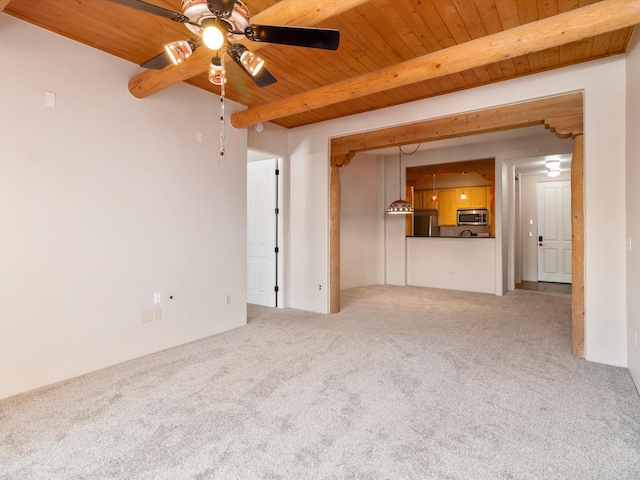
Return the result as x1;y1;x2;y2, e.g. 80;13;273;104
330;92;583;167
0;0;12;13
231;0;640;128
545;114;584;138
127;0;373;99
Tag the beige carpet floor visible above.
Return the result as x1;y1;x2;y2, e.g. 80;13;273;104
1;285;639;479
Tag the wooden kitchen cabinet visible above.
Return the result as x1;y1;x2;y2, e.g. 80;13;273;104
437;188;457;225
456;188;471;208
438;186;490;225
456;186;488;209
470;186;489;208
414;189;438;210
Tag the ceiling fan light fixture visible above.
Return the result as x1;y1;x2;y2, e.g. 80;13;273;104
227;44;265;77
202;25;225;50
240;50;264;76
164;39;195;65
209;57;226;85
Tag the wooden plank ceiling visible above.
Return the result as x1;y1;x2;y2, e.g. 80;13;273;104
5;0;635;128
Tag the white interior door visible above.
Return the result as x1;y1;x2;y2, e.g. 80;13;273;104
537;180;572;283
247;159;277;306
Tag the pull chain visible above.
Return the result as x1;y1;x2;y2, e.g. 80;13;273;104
219;55;226;164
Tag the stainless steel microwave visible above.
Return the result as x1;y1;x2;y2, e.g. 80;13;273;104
457;209;488;226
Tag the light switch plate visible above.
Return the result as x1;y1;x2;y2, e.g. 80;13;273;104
45;91;56;107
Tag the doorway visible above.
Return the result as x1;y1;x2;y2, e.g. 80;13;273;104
537;180;572;284
329;92;584;356
247;158;279;307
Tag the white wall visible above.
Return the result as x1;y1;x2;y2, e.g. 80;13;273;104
288;56;628;367
626;29;640;388
340;153;380;289
0;16;247;399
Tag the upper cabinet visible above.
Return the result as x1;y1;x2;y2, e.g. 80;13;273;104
413;189;438;210
468;186;490;209
437;189;458;226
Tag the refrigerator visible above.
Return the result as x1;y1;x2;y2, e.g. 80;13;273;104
413;210;440;237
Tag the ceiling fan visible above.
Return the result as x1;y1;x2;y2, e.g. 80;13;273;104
107;0;341;88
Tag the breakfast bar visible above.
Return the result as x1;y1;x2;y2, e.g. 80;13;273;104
406;236;496;294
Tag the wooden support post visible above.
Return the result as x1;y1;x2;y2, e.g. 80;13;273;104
329;165;341;314
572;134;585;358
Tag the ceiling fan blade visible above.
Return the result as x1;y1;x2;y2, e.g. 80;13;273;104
106;0;189;23
207;0;235;18
140;51;172;70
251;67;278;88
246;25;340;50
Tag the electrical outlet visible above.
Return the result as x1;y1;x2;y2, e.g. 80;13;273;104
318;284;322;291
225;294;231;305
153;292;161;304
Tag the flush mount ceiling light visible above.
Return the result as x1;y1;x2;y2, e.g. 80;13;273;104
387;146;414;215
546;159;561;177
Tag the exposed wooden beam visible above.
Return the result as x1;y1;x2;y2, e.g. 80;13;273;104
231;0;640;128
330;92;583;167
545;115;584;139
127;0;373;99
0;0;12;13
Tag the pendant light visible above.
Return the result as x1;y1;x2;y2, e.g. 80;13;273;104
387;146;414;215
459;171;467;200
430;174;438;202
